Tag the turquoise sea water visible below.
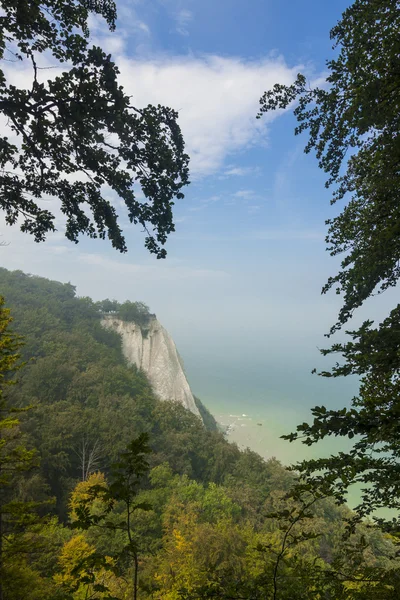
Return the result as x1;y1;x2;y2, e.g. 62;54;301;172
183;352;372;510
184;353;358;467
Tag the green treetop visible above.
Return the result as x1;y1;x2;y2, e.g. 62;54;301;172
0;0;189;257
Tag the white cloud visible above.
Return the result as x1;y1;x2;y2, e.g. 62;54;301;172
137;21;151;35
234;189;257;199
1;47;300;182
251;229;323;241
116;54;300;177
0;220;230;299
153;0;194;36
79;252;229;281
188;195;221;212
87;6;151;54
174;229;323;242
247;205;261;214
176;9;193;35
223;166;260;177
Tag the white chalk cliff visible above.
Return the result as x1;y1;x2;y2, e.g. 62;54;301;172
101;316;201;419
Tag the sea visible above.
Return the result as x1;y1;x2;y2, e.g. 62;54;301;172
184;353;358;468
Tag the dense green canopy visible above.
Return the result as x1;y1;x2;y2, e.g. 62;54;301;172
0;0;189;256
1;268;400;599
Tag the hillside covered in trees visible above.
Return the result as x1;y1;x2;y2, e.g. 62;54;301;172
1;267;400;599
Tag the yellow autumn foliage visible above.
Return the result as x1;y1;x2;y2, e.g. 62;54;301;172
69;471;108;520
54;534;125;599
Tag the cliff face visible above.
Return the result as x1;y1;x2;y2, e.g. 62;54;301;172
101;316;201;419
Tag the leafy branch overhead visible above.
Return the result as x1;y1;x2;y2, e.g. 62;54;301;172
0;0;189;256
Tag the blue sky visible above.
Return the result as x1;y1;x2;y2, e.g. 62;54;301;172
2;0;380;460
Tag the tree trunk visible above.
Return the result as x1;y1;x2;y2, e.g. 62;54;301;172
133;553;138;600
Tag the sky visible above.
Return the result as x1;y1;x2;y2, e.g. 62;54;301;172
0;0;383;463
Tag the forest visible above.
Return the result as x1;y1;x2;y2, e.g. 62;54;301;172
1;267;399;599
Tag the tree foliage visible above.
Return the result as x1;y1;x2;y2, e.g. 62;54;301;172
1;268;400;598
0;268;249;516
97;299;153;326
116;301;152;326
0;297;61;600
0;0;189;256
72;435;152;600
259;0;400;526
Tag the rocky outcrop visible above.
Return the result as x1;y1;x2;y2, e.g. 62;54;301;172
101;315;201;419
